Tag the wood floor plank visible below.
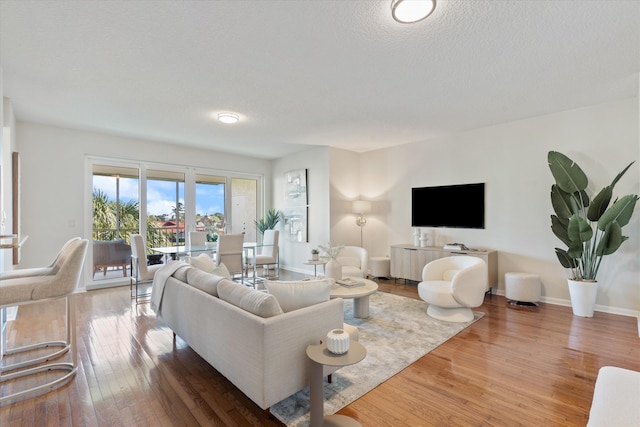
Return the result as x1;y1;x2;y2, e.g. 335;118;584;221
2;272;639;426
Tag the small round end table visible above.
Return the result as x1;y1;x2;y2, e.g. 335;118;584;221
306;341;366;427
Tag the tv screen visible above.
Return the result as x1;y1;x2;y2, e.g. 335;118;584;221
411;183;485;229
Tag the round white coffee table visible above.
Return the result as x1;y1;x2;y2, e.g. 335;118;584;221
330;277;378;318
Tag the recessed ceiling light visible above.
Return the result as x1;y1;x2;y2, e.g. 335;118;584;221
391;0;436;24
217;112;240;124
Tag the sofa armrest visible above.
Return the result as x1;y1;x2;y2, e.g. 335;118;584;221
587;366;640;426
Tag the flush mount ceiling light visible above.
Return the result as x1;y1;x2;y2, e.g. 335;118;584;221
391;0;436;24
217;112;240;124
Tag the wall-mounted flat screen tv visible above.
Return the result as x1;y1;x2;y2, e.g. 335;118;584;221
411;183;485;229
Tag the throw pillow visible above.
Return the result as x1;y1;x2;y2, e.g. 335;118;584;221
189;253;216;272
186;267;225;297
218;280;283;318
265;279;333;312
190;254;232;279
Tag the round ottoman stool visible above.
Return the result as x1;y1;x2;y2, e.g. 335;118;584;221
369;257;391;280
505;272;541;307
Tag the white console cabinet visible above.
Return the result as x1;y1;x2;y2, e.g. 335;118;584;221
390;244;498;291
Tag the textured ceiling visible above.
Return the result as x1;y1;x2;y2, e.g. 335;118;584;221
1;0;639;159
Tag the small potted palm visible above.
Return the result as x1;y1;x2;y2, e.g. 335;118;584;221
548;151;638;317
311;248;320;261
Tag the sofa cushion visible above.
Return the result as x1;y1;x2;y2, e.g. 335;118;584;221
186;267;226;297
218;280;284;318
265;279;333;313
190;254;232;279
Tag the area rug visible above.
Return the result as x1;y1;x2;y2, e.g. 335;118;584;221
270;291;483;426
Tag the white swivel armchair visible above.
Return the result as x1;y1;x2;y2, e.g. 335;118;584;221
216;233;245;283
130;234;164;302
0;237;88;404
336;246;369;279
247;229;279;285
417;256;487;322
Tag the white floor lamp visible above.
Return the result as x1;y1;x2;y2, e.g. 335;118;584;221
352;200;371;247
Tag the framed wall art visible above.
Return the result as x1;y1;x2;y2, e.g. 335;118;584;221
283;206;308;243
285;169;307;206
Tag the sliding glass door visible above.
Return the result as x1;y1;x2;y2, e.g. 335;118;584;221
89;158;261;286
146;169;185;248
195;173;226;241
231;178;257;244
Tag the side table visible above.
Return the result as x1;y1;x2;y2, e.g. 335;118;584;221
304;259;328;277
306;341;366;427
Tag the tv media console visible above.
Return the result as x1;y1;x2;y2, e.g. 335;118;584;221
390;244;498;291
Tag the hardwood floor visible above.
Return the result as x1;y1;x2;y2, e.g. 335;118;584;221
1;273;639;426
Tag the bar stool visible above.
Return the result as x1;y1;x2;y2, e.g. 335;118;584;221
0;238;88;405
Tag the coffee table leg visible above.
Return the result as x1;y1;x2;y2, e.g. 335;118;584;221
353;295;370;318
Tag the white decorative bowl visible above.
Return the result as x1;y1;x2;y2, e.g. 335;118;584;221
326;329;350;355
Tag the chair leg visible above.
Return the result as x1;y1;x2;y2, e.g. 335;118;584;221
0;295;78;405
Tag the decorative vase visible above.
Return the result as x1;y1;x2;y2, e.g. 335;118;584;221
325;258;342;281
567;279;598;317
419;232;428;247
413;228;421;246
326;329;350;355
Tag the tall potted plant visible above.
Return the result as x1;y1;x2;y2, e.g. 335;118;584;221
255;209;282;235
548;151;638;317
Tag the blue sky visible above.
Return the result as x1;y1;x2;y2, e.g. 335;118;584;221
93;176;224;217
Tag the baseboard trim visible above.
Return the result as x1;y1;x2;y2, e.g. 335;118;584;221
494;289;640;319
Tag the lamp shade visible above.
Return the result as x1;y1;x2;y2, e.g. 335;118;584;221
352;200;372;215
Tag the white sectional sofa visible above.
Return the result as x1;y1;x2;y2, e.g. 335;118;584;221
151;263;347;411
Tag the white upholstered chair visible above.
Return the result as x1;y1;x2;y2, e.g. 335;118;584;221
417;255;487;322
130;234;164;302
247;229;279;285
0;237;89;404
336;246;369;279
216;233;245;282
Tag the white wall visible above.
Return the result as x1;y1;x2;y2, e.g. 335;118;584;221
10;97;640;315
329;148;362;248
1;97;17;271
357;97;639;315
272;146;331;274
15;122;273;273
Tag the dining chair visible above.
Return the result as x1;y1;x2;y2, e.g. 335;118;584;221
247;229;279;286
130;234;164;303
215;233;245;283
188;231;208;248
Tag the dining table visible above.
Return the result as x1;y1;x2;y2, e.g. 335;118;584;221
151;241;260;263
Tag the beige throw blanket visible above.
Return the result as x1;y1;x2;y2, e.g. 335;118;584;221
150;261;189;312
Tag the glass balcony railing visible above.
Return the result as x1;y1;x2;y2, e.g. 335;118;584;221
92;226;223;252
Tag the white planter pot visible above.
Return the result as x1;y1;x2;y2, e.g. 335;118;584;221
325;258;342;281
568;279;598;317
